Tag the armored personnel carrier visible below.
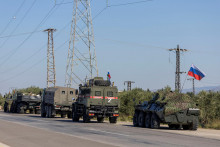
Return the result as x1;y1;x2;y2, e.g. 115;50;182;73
72;77;119;123
133;93;200;130
4;92;41;114
41;87;77;118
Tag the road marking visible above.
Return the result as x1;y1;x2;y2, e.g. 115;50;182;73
87;128;130;137
0;142;10;147
0;119;119;147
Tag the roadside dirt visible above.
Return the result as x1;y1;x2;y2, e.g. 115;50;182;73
116;121;220;140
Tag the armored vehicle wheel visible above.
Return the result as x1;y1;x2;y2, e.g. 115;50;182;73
151;113;160;129
168;124;175;129
133;111;139;127
182;125;190;130
138;112;145;127
145;113;151;128
97;117;104;123
189;118;198;130
109;117;117;124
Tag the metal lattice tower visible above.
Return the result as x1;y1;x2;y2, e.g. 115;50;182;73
188;78;195;95
44;28;56;88
124;81;135;91
65;0;98;87
169;45;188;92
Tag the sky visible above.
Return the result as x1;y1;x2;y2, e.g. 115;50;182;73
0;0;220;94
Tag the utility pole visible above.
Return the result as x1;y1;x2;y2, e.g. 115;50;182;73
187;78;195;95
65;0;98;87
124;81;135;91
169;45;188;92
44;28;56;88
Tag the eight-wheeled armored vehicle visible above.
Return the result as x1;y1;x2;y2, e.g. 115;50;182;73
4;92;41;114
133;93;200;130
72;77;119;123
41;86;77;118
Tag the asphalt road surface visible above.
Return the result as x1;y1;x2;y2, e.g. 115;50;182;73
0;112;220;147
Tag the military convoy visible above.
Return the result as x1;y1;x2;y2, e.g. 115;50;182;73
2;78;201;130
133;93;200;130
4;92;41;114
72;77;119;123
41;86;77;118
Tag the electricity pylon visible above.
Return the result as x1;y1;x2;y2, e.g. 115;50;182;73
44;28;56;88
187;78;195;95
65;0;98;88
169;45;188;92
124;81;135;91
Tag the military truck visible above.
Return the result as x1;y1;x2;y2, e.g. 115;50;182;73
72;77;119;123
41;86;77;118
133;93;200;130
4;92;41;114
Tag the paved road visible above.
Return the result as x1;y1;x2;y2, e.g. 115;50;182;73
0;112;220;147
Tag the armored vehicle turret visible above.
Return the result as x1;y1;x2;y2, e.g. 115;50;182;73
41;86;77;118
4;92;41;114
133;92;200;130
72;77;119;123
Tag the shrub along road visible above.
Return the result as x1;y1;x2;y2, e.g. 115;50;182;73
0;112;219;147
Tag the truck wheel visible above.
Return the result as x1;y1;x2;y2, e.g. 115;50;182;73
83;114;90;123
145;113;151;128
41;104;46;117
138;111;145;127
151;113;160;129
133;111;139;127
83;108;90;123
97;117;104;123
17;104;24;114
72;111;79;122
4;103;8;112
109;117;117;124
189;118;198;130
46;106;52;118
61;113;66;118
67;112;72;118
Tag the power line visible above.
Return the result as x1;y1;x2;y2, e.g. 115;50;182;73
108;0;153;7
0;30;42;39
0;0;26;36
0;0;37;49
0;0;65;67
0;39;69;83
0;20;72;74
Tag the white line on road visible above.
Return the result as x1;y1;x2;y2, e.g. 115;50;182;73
87;128;130;137
0;142;10;147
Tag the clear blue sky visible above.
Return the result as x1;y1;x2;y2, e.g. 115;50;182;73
0;0;220;94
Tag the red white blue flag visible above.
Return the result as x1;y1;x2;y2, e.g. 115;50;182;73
107;72;111;81
188;64;206;80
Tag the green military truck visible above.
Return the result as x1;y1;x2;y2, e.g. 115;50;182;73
133;93;200;130
72;77;120;123
4;92;41;114
41;86;77;118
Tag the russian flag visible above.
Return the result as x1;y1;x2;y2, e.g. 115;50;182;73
188;64;206;80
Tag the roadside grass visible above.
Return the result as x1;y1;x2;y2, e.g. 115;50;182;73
203;120;220;130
